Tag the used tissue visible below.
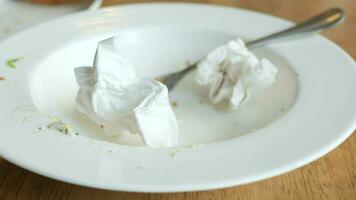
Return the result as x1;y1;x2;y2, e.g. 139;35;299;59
75;37;178;148
196;38;278;109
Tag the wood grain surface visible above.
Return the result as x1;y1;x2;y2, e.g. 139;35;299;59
1;0;355;199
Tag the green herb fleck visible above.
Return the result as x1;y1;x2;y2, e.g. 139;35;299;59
136;166;143;170
170;150;179;158
6;58;22;69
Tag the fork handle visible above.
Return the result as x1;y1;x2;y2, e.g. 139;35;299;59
245;7;345;49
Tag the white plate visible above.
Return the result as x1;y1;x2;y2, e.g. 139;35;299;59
0;3;355;192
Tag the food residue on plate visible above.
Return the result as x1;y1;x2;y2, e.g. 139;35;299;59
0;76;4;81
3;27;11;34
171;101;178;107
186;144;203;149
136;166;143;170
47;120;73;135
6;58;22;69
185;61;192;67
170;149;179;158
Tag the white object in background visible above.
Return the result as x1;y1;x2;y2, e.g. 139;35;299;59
0;0;100;41
196;38;278;109
75;37;179;148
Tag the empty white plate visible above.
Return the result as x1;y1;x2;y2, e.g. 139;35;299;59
0;3;355;192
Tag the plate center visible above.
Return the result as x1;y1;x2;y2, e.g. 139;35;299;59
30;27;298;146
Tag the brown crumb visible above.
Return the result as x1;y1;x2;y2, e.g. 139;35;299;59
185;61;192;67
100;125;104;129
171;101;178;107
3;27;11;34
0;76;4;81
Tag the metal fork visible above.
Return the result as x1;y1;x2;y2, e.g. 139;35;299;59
158;7;345;90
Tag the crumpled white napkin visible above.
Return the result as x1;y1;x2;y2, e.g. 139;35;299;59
75;37;178;147
196;38;278;109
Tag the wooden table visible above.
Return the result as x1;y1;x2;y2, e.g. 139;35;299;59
1;0;355;199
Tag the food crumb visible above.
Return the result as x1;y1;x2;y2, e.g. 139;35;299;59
185;61;192;67
199;100;204;104
6;58;22;69
171;101;178;107
34;126;46;134
108;150;112;153
75;133;79;135
3;27;11;33
280;108;285;112
170;150;179;158
136;166;143;170
47;120;73;135
0;76;5;81
187;144;203;149
21;116;29;123
100;125;104;129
